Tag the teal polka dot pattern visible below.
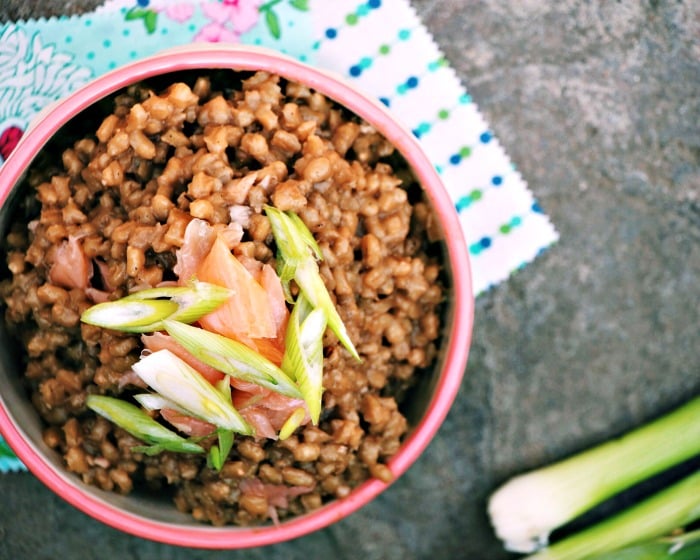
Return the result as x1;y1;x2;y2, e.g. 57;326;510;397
411;91;473;142
468;213;526;256
469;236;492;256
415;122;431;136
348;27;427;79
499;216;522;234
317;0;384;45
456;189;482;212
0;1;317;84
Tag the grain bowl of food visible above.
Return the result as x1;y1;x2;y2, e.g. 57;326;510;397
0;45;473;548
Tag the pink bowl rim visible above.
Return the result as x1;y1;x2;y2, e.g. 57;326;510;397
0;44;474;549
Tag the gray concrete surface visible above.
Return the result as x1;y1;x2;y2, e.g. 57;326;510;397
1;1;699;559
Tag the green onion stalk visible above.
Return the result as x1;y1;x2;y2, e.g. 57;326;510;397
281;293;326;424
587;528;700;560
524;469;700;560
131;348;252;436
86;395;205;456
488;397;700;553
264;205;360;361
80;280;231;332
162;319;303;400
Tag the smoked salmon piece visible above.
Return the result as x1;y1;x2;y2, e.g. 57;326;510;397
196;236;277;340
238;477;315;524
160;408;217;438
175;218;289;365
49;236;92;290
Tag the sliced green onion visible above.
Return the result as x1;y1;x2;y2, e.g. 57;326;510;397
276;256;297;303
587;528;700;560
81;281;231;333
133;393;185;413
162;319;302;400
265;205;312;303
295;258;359;361
524;469;700;560
279;407;307;441
123;280;232;325
135;445;175;456
265;205;319;262
81;299;179;333
218;429;234;460
208;429;235;472
488;396;700;553
288;210;322;260
131;349;253;436
281;294;326;424
86;394;204;454
265;206;360;361
216;374;232;401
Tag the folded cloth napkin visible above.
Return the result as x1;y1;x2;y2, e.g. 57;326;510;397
0;0;558;471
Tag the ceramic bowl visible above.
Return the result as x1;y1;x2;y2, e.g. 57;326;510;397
0;45;473;548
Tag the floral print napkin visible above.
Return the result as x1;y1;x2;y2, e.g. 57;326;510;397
0;0;558;471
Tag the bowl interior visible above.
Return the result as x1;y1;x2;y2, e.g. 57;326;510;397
0;46;472;548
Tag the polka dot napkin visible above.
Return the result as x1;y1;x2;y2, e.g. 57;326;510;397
0;0;558;471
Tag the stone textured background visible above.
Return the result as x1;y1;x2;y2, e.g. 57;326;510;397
1;1;699;559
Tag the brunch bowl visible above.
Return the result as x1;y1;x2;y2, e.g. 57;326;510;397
0;45;473;548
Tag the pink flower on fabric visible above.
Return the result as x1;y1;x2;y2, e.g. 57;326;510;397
226;0;262;34
200;0;261;35
164;3;195;23
200;2;232;24
194;22;242;44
